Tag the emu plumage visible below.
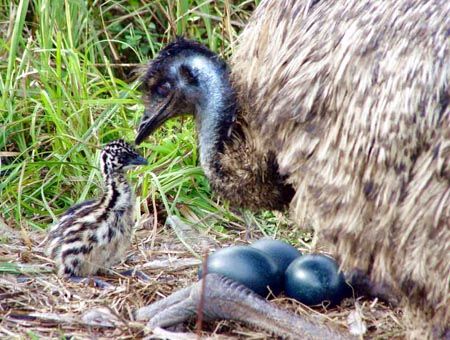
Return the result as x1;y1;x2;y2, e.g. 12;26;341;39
136;0;450;337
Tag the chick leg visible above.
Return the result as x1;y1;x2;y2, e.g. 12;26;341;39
15;274;112;289
135;273;353;339
67;269;151;288
68;276;114;289
119;269;151;281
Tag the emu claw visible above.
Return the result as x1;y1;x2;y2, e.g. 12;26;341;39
119;269;151;281
68;276;114;289
346;269;400;306
135;273;353;339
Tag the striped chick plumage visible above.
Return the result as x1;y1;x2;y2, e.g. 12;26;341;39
45;139;147;277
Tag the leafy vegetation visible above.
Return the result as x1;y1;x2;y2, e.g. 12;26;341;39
0;0;299;240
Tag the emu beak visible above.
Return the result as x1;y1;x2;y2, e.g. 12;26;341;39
135;95;175;145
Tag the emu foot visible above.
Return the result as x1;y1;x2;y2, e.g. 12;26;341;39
68;276;114;289
346;269;400;306
67;269;150;288
119;269;151;281
135;273;354;339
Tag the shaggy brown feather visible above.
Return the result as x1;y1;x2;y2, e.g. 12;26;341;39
136;0;449;337
211;121;295;210
231;0;449;337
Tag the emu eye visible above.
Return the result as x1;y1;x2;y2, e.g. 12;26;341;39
154;81;171;97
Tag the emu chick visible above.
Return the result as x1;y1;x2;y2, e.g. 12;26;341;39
45;140;147;277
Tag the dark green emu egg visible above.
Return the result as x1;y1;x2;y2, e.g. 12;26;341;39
285;254;351;306
251;239;302;274
199;245;282;296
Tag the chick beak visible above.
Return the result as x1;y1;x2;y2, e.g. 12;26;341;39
130;155;148;166
135;95;175;145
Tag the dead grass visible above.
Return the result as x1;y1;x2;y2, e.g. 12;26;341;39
0;213;407;339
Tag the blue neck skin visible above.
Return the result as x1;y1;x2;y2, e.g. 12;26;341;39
181;55;237;177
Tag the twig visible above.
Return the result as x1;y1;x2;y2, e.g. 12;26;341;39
196;251;208;338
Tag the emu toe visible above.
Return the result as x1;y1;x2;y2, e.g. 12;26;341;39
68;276;114;289
135;273;353;339
119;269;151;282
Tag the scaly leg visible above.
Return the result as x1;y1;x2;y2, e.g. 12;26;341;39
135;284;193;325
135;273;354;339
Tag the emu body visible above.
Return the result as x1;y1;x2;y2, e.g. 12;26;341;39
136;0;450;337
46;140;147;277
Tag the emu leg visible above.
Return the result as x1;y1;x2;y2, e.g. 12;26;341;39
346;269;400;306
135;273;354;339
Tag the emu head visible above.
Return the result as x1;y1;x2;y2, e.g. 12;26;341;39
135;38;234;145
100;139;147;175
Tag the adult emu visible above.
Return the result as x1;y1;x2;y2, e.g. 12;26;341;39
136;0;450;337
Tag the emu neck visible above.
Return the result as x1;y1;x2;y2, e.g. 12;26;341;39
190;57;236;178
102;170;132;211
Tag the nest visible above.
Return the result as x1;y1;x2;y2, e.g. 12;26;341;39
0;213;406;339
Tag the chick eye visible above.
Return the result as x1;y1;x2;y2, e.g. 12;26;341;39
155;81;171;97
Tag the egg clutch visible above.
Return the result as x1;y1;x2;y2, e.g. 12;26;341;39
199;239;352;306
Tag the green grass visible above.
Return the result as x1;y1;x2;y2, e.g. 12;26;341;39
0;0;296;238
